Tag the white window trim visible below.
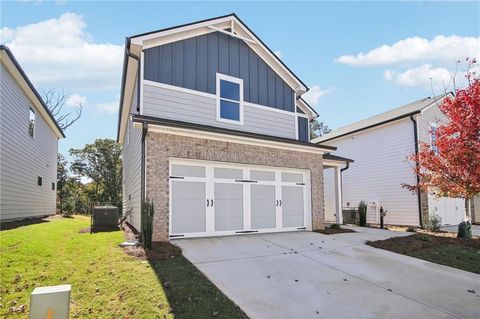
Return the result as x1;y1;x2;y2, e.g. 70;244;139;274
429;122;438;153
216;73;244;125
28;107;36;139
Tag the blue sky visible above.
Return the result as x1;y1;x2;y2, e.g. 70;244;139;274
1;1;479;156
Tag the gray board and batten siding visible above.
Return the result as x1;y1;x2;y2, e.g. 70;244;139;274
143;31;295;112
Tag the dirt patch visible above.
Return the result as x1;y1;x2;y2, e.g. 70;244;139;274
121;222;181;260
315;228;356;235
367;233;480;254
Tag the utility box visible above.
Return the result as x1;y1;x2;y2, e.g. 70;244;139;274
92;206;119;232
30;285;71;319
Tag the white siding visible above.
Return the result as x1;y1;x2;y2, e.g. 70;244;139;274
142;83;296;139
417;103;449;145
122;83;142;230
324;118;420;226
0;65;58;221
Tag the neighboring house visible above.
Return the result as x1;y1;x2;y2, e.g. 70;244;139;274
0;46;65;221
314;93;472;227
118;14;348;240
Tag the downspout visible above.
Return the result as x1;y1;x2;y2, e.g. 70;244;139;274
141;121;148;208
339;162;350;215
410;114;423;228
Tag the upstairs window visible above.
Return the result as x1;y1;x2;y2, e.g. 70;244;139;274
37;176;43;187
28;108;35;137
430;124;438;154
216;73;243;124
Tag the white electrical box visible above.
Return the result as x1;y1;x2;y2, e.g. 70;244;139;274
30;284;71;319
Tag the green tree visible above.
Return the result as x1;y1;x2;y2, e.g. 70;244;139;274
57;153;69;214
310;119;331;140
70;139;122;209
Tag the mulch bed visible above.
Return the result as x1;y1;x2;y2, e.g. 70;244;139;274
121;222;181;260
315;228;356;235
367;233;480;254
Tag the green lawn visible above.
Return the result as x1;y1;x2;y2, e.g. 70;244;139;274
0;216;246;318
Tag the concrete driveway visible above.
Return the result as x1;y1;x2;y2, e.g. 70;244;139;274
174;227;480;319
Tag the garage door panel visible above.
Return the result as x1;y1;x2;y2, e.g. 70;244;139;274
215;183;244;231
251;184;276;229
171;181;206;233
282;186;304;228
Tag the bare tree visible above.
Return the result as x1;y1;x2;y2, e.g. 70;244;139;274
42;89;83;131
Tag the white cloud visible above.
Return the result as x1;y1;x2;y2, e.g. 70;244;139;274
0;12;123;91
302;85;332;107
96;95;119;114
335;35;480;66
65;94;87;107
274;50;282;59
384;65;458;89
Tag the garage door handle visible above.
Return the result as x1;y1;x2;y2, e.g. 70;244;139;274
211;199;214;207
206;199;210;207
275;200;279;206
279;200;282;206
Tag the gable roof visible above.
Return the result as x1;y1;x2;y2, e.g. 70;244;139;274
118;13;311;143
312;93;452;144
129;13;308;94
0;45;65;138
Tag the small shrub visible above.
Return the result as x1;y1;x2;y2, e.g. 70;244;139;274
425;214;442;232
330;223;341;229
141;198;155;249
358;201;367;227
457;221;472;239
418;234;432;242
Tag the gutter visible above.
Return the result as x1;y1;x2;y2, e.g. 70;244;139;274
117;37;141;142
410;114;423;227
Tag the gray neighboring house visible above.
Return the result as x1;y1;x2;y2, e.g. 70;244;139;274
315;94;479;227
118;14;350;241
0;45;65;222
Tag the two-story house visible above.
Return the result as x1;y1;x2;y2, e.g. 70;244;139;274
118;14;347;240
315;94;478;227
0;46;65;222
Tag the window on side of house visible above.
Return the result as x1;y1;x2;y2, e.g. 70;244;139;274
430;124;438;154
52;182;55;190
298;116;309;142
37;176;43;187
216;73;243;124
28;108;36;137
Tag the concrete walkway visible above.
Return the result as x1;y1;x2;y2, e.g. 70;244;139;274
174;227;480;319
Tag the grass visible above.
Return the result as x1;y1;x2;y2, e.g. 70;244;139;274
367;233;480;274
0;216;246;318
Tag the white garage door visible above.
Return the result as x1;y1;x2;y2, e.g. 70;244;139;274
169;159;311;238
428;195;465;226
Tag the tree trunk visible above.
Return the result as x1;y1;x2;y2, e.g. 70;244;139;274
465;197;471;222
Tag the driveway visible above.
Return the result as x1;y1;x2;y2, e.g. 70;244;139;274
174;227;480;319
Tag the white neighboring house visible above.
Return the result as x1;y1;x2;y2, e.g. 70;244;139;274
0;45;65;222
313;93;472;227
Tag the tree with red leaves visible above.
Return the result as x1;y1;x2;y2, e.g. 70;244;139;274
403;61;480;223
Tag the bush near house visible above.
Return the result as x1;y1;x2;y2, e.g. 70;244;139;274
358;201;367;227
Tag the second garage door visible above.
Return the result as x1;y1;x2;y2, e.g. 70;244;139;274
169;159;311;238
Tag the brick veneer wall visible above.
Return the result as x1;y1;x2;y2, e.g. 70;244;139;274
146;131;325;241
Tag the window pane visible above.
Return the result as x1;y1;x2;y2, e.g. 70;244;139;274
220;100;240;121
37;176;42;186
220;80;240;101
29;108;35;137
